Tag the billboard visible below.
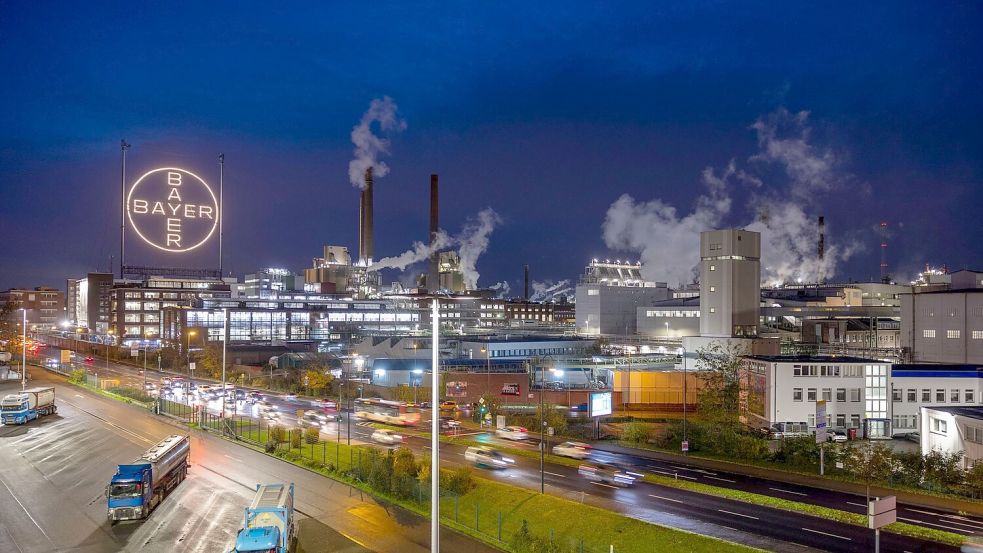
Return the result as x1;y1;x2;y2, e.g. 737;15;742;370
127;167;219;253
446;381;468;398
501;383;520;396
589;391;612;417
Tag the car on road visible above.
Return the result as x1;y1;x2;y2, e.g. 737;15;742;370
83;356;94;365
371;429;404;445
552;441;592;459
578;462;636;487
439;418;461;430
464;446;515;469
495;426;529;441
439;401;458;411
298;413;326;429
284;393;298;401
245;391;262;404
257;400;277;412
827;430;848;443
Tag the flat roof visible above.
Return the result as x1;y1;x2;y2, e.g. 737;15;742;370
746;355;884;364
462;336;592;344
893;364;983;378
906;288;983;295
924;406;983;420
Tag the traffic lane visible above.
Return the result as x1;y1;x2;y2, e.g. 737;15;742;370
589;446;983;537
26;369;498;553
0;378;240;553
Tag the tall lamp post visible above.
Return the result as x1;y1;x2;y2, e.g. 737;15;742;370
106;329;115;374
430;300;440;553
221;308;228;418
681;346;688;453
480;346;491;395
20;308;27;390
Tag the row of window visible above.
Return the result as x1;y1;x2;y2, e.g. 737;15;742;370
793;364;869;377
645;310;701;318
922;329;983;339
892;388;976;404
793;388;862;402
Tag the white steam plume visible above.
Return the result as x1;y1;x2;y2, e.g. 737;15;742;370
457;208;502;290
370;230;452;271
348;96;407;189
602;108;860;285
529;279;574;302
489;281;512;298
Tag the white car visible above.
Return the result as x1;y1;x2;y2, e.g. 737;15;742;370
827;430;848;443
464;446;515;469
304;410;331;423
552;441;592;459
371;429;403;445
495;426;529;441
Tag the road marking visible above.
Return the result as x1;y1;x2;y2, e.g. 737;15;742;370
898;517;974;534
223;454;242;462
75;394;83;398
907;508;947;517
543;471;566;478
935;518;983;531
801;527;851;540
939;514;983;529
768;487;807;496
651;469;696;480
718;509;758;520
846;501;867;508
590;482;619;489
705;476;737;483
648;494;684;503
0;477;54;546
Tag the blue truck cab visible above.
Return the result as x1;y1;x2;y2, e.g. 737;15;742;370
0;386;56;425
231;483;295;553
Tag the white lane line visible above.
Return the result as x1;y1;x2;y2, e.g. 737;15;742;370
897;517;974;534
652;470;697;480
648;494;684;504
590;482;619;489
0;477;54;546
940;514;983;529
769;487;807;496
223;454;242;462
718;509;759;520
801;527;851;541
938;518;983;531
543;471;567;478
705;476;737;483
846;501;867;508
907;508;948;517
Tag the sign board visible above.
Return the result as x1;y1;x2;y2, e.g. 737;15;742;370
131;349;139;358
815;400;827;444
496;415;506;429
189;362;196;371
681;440;689;452
501;383;520;396
126;167;219;253
868;496;897;529
446;381;468;398
589;391;613;417
548;427;554;436
60;350;71;364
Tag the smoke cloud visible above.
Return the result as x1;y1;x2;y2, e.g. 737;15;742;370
489;281;512;298
348;96;407;189
457;208;502;290
370;230;452;271
529;279;574;302
602;108;860;285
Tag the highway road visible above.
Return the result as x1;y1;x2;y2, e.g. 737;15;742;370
0;369;498;553
27;345;973;552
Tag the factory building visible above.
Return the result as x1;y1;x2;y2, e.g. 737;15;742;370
901;289;983;364
700;228;761;338
920;406;983;469
575;260;670;335
243;268;304;298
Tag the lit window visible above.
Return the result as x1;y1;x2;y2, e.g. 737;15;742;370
709;307;716;313
947;330;961;339
923;329;936;338
973;330;983;340
709;286;716;292
709;265;716;271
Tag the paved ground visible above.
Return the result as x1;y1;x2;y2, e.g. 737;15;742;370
0;371;497;553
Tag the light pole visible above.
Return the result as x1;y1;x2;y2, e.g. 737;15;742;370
186;329;197;377
430;299;440;553
21;308;27;390
221;308;228;418
106;329;114;374
481;346;491;396
681;346;688;453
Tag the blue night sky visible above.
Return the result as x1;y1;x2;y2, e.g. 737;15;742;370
1;2;981;292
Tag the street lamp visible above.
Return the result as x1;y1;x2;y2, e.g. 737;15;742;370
430;300;440;553
20;308;27;390
187;329;197;378
106;329;115;374
480;346;491;395
681;346;688;453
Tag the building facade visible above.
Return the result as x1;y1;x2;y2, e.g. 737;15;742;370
66;272;114;334
575;260;670;335
243;268;304;298
901;289;983;364
892;364;983;435
1;287;65;330
700;228;760;338
921;406;983;469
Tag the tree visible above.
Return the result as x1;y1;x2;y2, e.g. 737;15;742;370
842;442;893;503
922;448;964;492
196;343;224;379
0;298;21;347
301;368;333;397
964;463;983;499
695;341;750;426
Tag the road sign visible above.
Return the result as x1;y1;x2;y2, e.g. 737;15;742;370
548;427;554;436
681;440;689;452
131;349;139;358
868;496;896;529
189;362;196;371
815;400;827;444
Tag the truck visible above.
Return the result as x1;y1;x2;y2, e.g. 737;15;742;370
106;434;190;522
231;483;296;553
0;386;56;425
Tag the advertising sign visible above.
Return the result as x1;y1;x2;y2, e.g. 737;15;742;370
589;391;612;417
815;400;828;444
127;167;219;253
446;381;468;398
501;383;520;396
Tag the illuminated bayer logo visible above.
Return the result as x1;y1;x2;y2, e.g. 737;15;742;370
126;167;219;253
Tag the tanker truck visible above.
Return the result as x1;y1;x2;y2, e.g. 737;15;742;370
106;434;190;522
231;483;296;553
1;386;56;425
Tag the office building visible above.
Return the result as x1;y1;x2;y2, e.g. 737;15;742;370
921;406;983;468
0;287;65;330
243;268;304;298
891;364;983;435
66;272;114;334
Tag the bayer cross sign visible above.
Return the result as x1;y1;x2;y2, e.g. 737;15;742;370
126;167;219;253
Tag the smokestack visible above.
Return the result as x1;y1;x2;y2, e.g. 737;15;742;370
524;264;529;301
817;216;825;284
880;221;888;282
429;174;439;290
360;167;374;264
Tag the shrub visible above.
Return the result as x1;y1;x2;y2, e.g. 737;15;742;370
270;425;286;444
264;440;277;453
69;368;86;384
304;427;320;445
621;421;652;444
442;466;476;496
290;429;302;449
106;386;154;403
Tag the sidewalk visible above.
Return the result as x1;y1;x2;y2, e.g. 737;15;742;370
591;440;983;516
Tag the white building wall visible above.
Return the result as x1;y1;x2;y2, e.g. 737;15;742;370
892;376;983;435
575;284;670;335
921;407;983;469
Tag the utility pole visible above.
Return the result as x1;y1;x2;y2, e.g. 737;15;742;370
119;140;130;279
430;299;440;553
219;153;225;277
21;309;27;390
221;308;228;418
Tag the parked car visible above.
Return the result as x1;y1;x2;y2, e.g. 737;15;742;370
578;462;636;487
464;446;514;469
905;431;921;443
83;356;94;365
371;429;403;445
495;426;529;441
245;391;262;404
827;430;848;443
552;441;592;459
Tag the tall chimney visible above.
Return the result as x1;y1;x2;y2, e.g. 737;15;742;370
524;264;529;301
429;174;439;290
817;215;826;285
360;167;374;264
879;221;888;282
